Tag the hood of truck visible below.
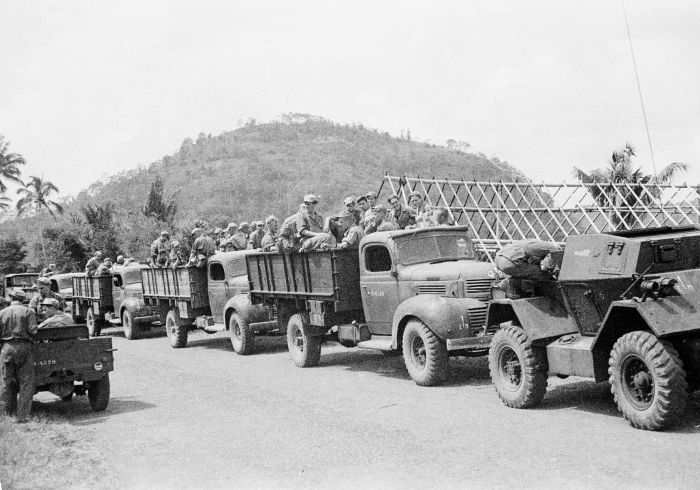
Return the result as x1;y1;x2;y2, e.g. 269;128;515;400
398;259;495;281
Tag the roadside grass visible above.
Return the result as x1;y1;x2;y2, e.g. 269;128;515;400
0;412;115;490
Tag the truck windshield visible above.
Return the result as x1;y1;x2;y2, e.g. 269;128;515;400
395;233;475;266
6;275;38;287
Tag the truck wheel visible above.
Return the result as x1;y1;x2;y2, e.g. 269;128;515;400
86;309;103;337
402;319;449;386
609;331;688;430
87;375;110;411
286;313;321;368
489;325;548;408
229;312;255;355
165;310;188;348
122;310;138;340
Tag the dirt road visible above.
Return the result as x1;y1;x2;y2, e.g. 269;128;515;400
32;328;700;488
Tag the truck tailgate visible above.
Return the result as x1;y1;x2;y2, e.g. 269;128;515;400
34;336;114;384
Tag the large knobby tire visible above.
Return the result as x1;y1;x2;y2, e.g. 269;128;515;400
609;331;688;431
229;312;255;355
489;325;548;408
286;313;321;368
165;309;189;348
402;319;449;386
87;374;110;411
122;310;138;340
86;309;103;337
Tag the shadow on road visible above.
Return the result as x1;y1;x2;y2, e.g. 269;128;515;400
103;326;167;340
540;379;700;433
31;395;157;425
185;334;288;355
318;348;492;387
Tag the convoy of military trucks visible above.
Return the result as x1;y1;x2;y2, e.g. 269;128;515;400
10;176;700;430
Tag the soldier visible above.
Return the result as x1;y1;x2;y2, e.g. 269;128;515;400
408;191;432;228
213;227;223;249
0;290;37;423
85;251;103;277
230;224;248;251
278;205;305;252
38;298;73;329
336;212;365;249
494;240;562;298
115;255;125;266
387;194;415;229
189;228;217;268
364;204;388;234
28;276;65;324
362;194;376;229
261;215;280;252
40;263;57;277
168;241;188;268
95;257;113;276
343;197;363;225
239;222;251;242
356;196;370;228
248;221;265;250
435;207;453;226
150;231;172;267
297;194;333;252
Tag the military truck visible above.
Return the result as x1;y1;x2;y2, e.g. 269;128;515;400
50;272;80;317
34;323;114;411
72;264;160;339
3;273;39;303
141;251;273;349
246;226;494;386
487;225;700;430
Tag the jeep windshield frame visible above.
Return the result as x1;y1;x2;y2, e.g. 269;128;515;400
394;231;476;266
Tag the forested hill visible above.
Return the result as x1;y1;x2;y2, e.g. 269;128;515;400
79;116;523;224
0;116;526;271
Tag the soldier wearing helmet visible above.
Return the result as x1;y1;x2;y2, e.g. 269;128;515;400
38;298;73;329
28;276;65;323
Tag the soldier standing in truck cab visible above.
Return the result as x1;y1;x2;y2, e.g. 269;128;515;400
0;290;37;423
28;276;65;323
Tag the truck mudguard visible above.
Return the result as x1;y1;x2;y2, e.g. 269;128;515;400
487;297;578;342
391;295;486;346
120;297;151;318
223;294;269;328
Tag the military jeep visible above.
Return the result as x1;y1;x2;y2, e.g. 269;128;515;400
486;225;700;430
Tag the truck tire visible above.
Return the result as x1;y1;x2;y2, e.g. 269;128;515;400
86;309;104;337
122;310;138;340
402;319;449;386
489;325;548;408
229;312;255;355
87;374;110;411
165;309;188;348
609;331;688;431
286;313;321;368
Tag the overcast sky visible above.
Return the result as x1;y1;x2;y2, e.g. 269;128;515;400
1;1;699;197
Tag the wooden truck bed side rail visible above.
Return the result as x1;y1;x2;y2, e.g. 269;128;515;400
71;276;112;307
246;249;362;312
141;266;209;310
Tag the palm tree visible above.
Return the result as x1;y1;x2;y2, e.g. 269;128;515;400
16;176;64;219
0;136;26;192
573;143;687;229
0;194;11;211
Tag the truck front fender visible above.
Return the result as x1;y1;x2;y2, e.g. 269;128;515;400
223;294;269;329
391;295;486;347
486;297;578;343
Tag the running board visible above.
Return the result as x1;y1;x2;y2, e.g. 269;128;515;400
357;338;394;351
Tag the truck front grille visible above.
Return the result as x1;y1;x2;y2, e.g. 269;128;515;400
417;283;447;295
467;304;487;329
464;279;492;299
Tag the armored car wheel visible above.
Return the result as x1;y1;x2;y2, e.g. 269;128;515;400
165;310;189;348
229;312;255;355
286;313;321;368
402;319;448;386
122;310;139;340
86;309;104;337
87;374;110;411
489;325;548;408
609;331;688;431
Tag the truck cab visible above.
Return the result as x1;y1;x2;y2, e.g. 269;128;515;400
107;264;160;338
4;273;39;303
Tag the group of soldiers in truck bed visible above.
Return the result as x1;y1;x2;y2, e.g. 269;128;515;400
77;190;456;274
